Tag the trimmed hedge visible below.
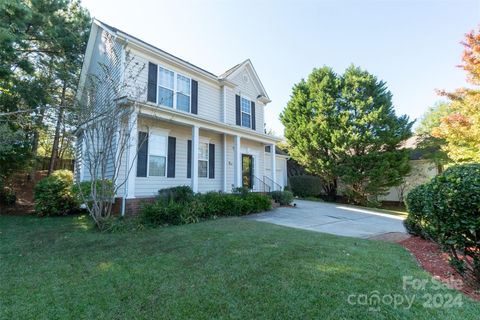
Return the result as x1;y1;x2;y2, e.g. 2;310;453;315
34;170;78;216
289;175;323;197
141;187;272;226
404;163;480;283
270;190;294;205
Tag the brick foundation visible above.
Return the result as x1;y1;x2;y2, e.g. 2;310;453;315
112;197;157;215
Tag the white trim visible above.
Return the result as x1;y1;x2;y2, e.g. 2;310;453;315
191;126;199;192
240;96;252;128
156;64;192;113
222;86;227;123
234;136;242;188
270;143;276;190
147;130;169;177
126;111;138;199
132;100;282;144
221;59;271;103
223;134;227;192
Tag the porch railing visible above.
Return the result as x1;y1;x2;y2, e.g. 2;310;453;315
252;175;271;193
263;175;283;192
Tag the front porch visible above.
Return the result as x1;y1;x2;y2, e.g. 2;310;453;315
122;106;282;200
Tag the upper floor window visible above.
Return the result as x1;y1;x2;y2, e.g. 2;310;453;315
198;142;209;178
241;97;251;128
177;74;191;112
158;67;174;107
157;66;191;112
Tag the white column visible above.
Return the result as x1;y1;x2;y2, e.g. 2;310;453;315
235;135;242;188
223;134;227;192
126;111;138;199
191;125;199;193
270;143;276;191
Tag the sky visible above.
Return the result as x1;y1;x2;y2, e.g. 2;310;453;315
81;0;479;137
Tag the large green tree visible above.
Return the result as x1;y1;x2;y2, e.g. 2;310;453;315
281;65;413;205
0;0;90;180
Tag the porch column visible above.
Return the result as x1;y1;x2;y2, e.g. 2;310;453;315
126;110;138;199
223;134;227;192
234;135;242;188
270;143;276;191
191;125;199;193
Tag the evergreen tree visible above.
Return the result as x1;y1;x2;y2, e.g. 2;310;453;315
281;65;413;205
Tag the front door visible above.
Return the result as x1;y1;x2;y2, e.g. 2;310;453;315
242;154;253;189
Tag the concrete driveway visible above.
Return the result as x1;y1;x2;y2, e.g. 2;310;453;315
248;199;406;239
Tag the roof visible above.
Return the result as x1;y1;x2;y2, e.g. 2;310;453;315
219;61;243;79
95;19;219;78
264;145;289;157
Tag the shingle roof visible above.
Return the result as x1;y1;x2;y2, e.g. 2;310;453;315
96;19;220;78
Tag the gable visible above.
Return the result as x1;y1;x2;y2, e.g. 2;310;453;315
221;60;270;104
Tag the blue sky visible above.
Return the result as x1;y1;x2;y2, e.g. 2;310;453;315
82;0;479;136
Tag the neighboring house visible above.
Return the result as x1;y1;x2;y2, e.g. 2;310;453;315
75;19;287;213
378;136;441;203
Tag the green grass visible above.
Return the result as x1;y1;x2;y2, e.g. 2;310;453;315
1;215;478;319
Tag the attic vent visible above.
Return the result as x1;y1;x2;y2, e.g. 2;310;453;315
242;73;249;84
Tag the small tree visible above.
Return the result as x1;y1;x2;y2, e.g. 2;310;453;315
281;65;413;205
75;32;145;229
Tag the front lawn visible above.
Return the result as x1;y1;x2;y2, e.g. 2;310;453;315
1;215;478;319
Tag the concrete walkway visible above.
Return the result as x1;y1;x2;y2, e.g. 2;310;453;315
248;199;406;239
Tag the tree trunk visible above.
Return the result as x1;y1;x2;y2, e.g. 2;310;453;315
322;178;337;202
48;81;67;175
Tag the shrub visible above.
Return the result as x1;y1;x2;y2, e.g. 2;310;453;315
403;184;434;238
0;186;16;205
289;175;323;198
141;189;272;226
425;164;480;282
270;190;294;205
232;186;250;196
158;186;194;204
241;193;272;214
140;201;185;225
73;180;114;206
34;170;78;216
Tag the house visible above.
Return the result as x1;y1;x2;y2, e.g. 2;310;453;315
378;136;441;203
75;19;287;214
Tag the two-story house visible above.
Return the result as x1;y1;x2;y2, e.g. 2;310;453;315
75;20;288;214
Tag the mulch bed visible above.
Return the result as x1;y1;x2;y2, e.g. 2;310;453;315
399;236;480;301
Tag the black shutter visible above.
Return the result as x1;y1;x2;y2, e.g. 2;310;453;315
187;140;192;178
235;94;241;126
137;131;148;177
209;143;215;179
251;101;256;130
167;136;176;178
191;80;198;114
147;62;157;103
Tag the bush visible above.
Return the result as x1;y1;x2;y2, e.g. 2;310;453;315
158;186;194;204
241;193;272;214
289;175;323;198
270;190;294;205
73;180;114;206
34;170;78;216
141;190;272;226
405;164;480;284
427;164;480;282
0;186;16;205
403;184;434;238
141;201;186;225
232;186;250;196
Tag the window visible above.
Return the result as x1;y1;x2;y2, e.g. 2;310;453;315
176;74;191;112
158;67;174;107
241;97;251;128
198;142;208;178
149;133;167;176
157;66;191;112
